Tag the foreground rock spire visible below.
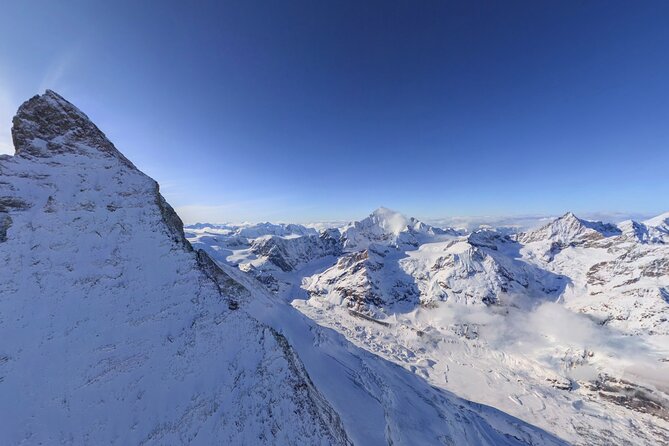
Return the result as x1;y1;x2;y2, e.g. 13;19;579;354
0;91;351;444
12;90;134;167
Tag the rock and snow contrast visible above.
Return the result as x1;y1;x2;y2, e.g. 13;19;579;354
0;91;582;445
191;207;669;445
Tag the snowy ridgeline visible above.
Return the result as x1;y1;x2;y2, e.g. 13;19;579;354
188;208;669;445
0;91;583;445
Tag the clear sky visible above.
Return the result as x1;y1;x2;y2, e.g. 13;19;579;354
1;1;668;223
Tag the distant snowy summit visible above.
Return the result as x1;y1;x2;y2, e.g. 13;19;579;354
340;207;460;250
189;207;669;336
516;212;621;245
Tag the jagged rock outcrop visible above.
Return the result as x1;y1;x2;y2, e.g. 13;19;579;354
12;90;135;166
250;229;342;272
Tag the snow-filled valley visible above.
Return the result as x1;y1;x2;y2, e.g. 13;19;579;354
0;90;667;445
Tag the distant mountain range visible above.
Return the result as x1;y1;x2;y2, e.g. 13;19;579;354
188;206;669;445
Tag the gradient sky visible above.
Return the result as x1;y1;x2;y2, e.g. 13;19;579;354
1;1;668;223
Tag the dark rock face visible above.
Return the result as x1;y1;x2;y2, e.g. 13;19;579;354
0;196;31;212
467;230;511;250
0;214;11;242
319;228;343;255
195;249;245;309
586;376;669;422
12;90;136;168
251;231;343;272
155;184;192;250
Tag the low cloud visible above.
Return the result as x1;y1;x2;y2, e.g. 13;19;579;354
413;297;669;390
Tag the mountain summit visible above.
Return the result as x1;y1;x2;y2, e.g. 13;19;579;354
0;92;351;444
517;212;621;245
12;90;135;167
340;207;453;250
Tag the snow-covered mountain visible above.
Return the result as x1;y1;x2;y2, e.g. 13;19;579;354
340;207;459;251
0;91;351;444
644;211;669;229
191;206;669;445
516;212;621;246
0;91;569;445
188;222;342;296
517;214;669;337
616;212;669;244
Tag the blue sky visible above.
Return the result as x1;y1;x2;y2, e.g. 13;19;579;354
1;1;668;223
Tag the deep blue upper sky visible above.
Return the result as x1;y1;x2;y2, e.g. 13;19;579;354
1;1;668;223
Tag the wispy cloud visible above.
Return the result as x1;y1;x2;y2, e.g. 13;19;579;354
38;49;79;93
0;49;81;155
0;76;15;155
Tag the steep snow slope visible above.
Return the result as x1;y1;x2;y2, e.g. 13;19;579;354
644;211;669;229
0;91;350;445
217;261;569;446
0;91;567;445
